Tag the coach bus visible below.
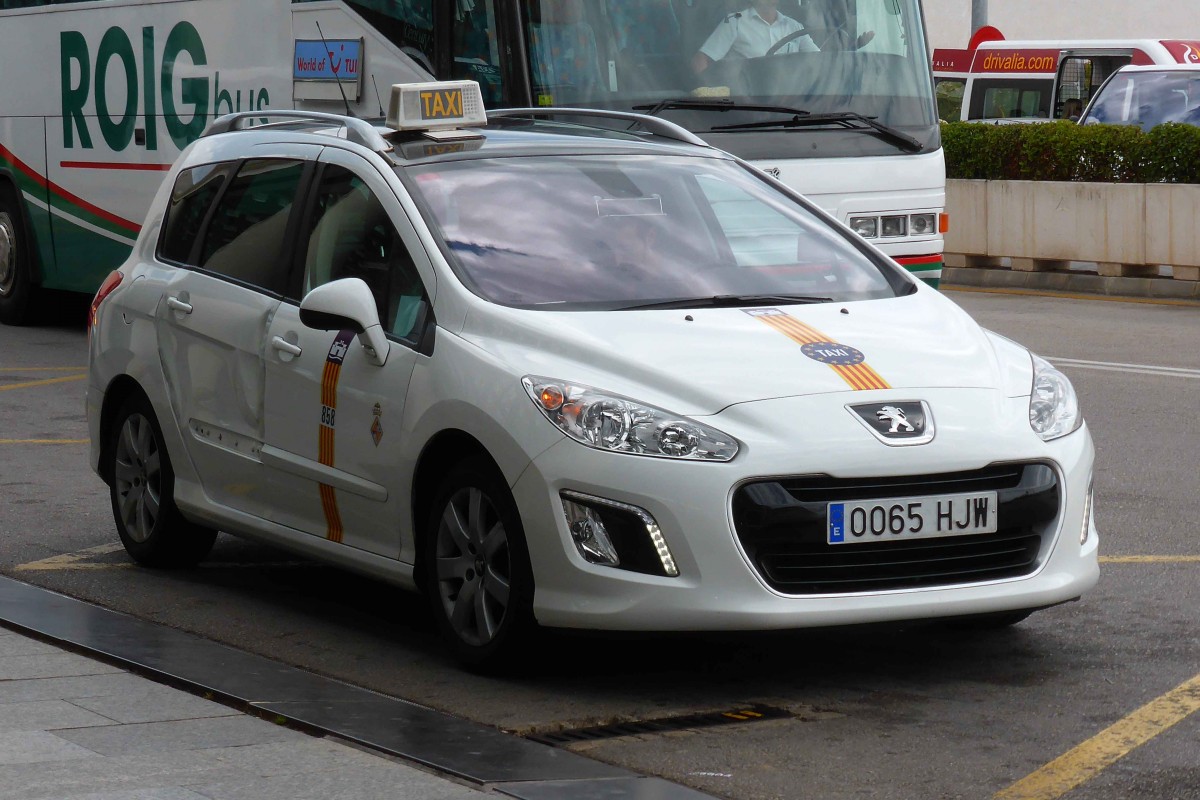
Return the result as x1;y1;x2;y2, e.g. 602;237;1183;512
0;0;945;324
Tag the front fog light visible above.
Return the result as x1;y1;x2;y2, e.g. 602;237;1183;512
849;216;878;238
561;492;679;577
563;500;620;566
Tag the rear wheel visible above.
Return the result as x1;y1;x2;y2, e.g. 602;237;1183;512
423;457;536;670
0;183;41;326
108;393;217;567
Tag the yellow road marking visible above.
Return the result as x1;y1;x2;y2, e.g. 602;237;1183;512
0;374;86;392
995;673;1200;800
0;439;88;445
943;285;1200;308
1102;555;1200;563
0;366;88;372
14;543;129;572
13;543;307;572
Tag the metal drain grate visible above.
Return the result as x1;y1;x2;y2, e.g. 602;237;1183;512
526;704;792;746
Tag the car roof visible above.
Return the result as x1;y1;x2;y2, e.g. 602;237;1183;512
1113;64;1200;74
197;112;730;169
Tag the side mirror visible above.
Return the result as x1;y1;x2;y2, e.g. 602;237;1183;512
299;278;390;366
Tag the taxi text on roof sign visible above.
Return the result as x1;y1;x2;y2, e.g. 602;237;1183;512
387;80;486;134
420;88;463;120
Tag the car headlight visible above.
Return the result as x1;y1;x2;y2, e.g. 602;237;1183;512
522;376;739;461
1029;355;1081;441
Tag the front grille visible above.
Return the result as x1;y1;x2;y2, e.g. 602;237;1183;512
732;463;1060;594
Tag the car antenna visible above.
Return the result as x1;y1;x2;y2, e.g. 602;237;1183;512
370;74;385;118
316;20;355;118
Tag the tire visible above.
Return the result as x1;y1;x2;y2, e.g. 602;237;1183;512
423;456;536;670
0;182;40;326
108;393;217;568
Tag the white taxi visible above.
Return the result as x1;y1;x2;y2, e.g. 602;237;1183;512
88;81;1098;667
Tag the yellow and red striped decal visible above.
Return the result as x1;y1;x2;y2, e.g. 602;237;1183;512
318;331;356;543
744;309;891;391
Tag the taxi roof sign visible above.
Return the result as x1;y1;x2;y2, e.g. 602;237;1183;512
387;80;486;138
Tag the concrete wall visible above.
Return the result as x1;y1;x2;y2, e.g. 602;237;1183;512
925;0;1200;51
944;179;1200;281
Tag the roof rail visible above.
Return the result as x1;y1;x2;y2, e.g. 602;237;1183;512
202;111;391;152
486;108;711;148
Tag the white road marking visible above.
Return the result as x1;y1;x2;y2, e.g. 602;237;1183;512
1048;357;1200;380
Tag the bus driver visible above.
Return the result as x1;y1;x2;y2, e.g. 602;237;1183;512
691;0;873;75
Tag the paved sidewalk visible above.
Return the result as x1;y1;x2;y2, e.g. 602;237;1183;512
0;626;486;800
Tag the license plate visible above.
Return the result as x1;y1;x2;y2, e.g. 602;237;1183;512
827;491;998;545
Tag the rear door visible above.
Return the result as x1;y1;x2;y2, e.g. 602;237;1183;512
154;148;318;517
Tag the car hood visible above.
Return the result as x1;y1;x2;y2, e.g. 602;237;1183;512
459;291;1034;416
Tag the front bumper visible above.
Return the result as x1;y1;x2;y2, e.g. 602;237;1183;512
510;388;1099;631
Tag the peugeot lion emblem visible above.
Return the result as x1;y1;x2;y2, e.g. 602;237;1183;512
847;401;935;446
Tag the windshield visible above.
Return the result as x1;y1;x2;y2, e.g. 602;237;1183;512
406;154;903;309
1084;70;1200;130
520;0;938;157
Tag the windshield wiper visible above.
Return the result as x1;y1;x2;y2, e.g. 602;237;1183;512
616;294;832;311
710;112;925;153
633;98;812;118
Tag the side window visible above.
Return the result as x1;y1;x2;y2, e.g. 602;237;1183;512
199;159;305;293
302;164;426;340
935;78;966;122
452;0;505;104
159;163;233;265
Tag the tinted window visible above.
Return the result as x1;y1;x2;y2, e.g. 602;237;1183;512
159;163;233;265
302;164;426;340
199;159;304;293
409;154;898;309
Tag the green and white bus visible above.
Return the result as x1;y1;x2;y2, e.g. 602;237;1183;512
0;0;944;324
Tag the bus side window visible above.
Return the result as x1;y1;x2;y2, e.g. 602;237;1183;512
452;0;505;104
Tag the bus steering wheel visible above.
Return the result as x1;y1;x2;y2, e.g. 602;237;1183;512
764;28;811;57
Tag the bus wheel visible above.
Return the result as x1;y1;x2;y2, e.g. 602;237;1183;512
0;183;40;326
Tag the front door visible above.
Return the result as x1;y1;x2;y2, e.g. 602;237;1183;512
261;150;432;558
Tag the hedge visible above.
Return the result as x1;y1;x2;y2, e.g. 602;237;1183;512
941;121;1200;184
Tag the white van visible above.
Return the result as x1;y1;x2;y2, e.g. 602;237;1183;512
934;35;1200;123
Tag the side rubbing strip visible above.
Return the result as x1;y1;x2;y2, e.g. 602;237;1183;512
744;309;891;391
318;330;356;543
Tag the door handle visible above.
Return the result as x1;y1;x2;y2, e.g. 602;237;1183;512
271;336;303;357
166;296;193;314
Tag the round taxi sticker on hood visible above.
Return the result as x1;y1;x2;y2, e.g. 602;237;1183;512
744;308;890;391
801;342;865;366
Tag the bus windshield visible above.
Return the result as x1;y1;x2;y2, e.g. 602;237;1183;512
520;0;938;157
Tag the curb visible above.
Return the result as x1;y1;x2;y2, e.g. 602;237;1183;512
0;575;718;800
942;267;1200;303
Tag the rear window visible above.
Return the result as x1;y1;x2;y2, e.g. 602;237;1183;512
159;163;233;265
407;154;901;310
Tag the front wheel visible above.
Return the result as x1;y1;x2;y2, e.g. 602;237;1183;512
108;393;217;567
0;183;41;326
423;457;536;670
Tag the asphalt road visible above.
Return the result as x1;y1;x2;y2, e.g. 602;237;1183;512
1;289;1197;800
